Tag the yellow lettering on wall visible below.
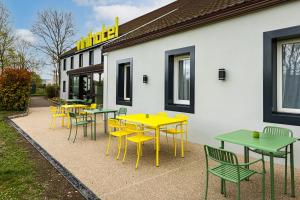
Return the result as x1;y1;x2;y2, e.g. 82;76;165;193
76;17;119;51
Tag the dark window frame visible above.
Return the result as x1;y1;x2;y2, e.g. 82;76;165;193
116;58;133;106
165;46;195;113
63;81;66;92
89;50;94;65
79;53;83;68
263;25;300;126
63;59;66;71
70;56;74;69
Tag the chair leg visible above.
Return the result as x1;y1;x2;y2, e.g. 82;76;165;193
262;171;265;200
53;116;57;128
204;170;209;200
122;138;128;162
68;124;72;140
116;137;122;160
284;148;288;194
173;135;177;157
223;181;227;197
73;126;78;143
237;183;240;200
106;134;112;155
136;143;141;169
166;133;169;152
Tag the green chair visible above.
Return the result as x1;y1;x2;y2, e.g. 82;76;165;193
68;112;93;143
204;145;265;200
118;107;127;116
249;126;293;194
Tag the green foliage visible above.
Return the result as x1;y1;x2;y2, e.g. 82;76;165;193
0;68;32;111
45;84;59;98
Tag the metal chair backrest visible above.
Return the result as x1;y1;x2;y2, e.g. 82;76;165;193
87;99;93;104
204;145;238;166
263;126;293;137
124;123;139;133
157;112;168;117
69;112;77;118
90;103;97;109
118;107;127;115
50;106;57;114
108;119;121;129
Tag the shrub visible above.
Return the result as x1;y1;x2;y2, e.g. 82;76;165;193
45;84;59;98
0;68;32;111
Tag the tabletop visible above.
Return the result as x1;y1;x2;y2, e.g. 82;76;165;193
61;104;87;108
84;108;118;114
117;113;185;127
215;129;297;153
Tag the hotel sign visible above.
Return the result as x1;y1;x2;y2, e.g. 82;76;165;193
76;17;119;51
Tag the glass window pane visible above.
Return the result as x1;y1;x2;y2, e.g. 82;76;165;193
126;66;130;99
282;42;300;109
178;59;190;101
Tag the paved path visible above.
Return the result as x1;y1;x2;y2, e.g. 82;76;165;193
29;96;50;107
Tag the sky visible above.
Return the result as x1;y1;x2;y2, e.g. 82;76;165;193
2;0;174;79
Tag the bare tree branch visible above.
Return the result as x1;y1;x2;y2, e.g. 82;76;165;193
31;9;75;86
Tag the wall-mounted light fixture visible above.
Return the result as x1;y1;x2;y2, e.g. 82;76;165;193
143;75;148;83
218;68;226;81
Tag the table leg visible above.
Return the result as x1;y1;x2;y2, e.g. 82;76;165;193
270;153;275;200
244;146;249;181
94;114;96;140
156;127;160;167
104;113;107;134
290;143;295;197
220;141;224;194
180;123;184;158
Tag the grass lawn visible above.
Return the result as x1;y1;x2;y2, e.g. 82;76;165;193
0;111;84;200
0;111;43;200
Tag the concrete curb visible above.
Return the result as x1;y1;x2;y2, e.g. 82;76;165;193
5;116;100;200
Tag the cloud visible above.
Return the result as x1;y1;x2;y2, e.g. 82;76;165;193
15;29;36;43
74;0;175;31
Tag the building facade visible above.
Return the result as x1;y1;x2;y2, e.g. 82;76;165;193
102;0;300;166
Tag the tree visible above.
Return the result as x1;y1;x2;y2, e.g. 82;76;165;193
31;9;75;88
0;1;14;72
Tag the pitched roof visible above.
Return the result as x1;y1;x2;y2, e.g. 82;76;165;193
103;0;290;52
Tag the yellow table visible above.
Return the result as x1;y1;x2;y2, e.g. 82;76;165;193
61;104;88;128
117;113;186;166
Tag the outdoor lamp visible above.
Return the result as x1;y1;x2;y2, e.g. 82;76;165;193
218;68;226;81
143;75;148;83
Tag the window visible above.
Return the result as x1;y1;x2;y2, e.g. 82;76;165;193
277;39;300;114
174;55;190;105
116;58;132;106
165;46;195;113
89;50;94;65
263;25;300;126
70;56;74;69
63;81;66;92
63;59;66;71
79;53;83;67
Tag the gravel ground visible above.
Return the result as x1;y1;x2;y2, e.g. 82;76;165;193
12;107;300;200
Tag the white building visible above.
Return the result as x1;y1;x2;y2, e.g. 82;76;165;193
60;0;300;166
101;0;300;166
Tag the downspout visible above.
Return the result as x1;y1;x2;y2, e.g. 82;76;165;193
103;52;108;109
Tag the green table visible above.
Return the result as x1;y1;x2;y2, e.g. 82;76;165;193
66;99;86;104
215;129;297;200
83;108;118;140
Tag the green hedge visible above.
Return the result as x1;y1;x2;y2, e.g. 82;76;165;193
45;84;59;98
0;68;32;111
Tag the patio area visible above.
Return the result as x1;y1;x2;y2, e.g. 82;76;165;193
12;107;300;200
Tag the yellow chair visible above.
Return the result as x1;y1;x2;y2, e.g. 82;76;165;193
122;123;155;169
161;114;188;157
106;119;135;160
50;106;67;128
